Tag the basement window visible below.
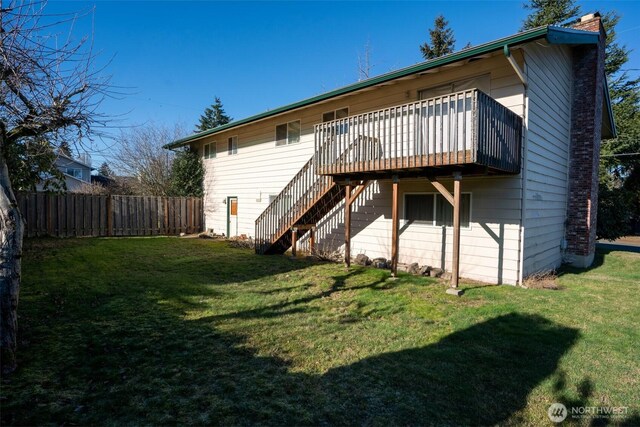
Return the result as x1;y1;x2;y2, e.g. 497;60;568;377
404;193;471;228
276;120;301;146
435;194;471;227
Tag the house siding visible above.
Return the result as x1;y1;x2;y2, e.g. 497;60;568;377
522;42;573;276
303;177;522;284
200;51;527;284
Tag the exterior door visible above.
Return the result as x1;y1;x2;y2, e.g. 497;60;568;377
227;196;238;237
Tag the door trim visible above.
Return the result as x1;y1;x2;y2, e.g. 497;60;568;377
226;196;237;237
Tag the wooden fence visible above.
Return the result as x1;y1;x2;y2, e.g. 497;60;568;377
16;193;203;238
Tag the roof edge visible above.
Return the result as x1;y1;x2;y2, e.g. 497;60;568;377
165;25;600;149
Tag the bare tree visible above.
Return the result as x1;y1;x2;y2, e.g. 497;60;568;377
112;123;184;196
0;1;110;374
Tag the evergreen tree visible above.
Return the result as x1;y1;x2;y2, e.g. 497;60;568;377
521;0;580;29
420;15;456;60
98;162;114;177
601;12;628;78
195;97;232;133
58;141;73;157
170;149;204;197
598;12;640;238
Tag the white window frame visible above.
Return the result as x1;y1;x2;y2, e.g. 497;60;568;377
322;107;350;136
403;191;472;229
418;74;491;100
322;107;349;123
228;136;238;155
275;120;301;146
203;142;216;159
65;168;83;179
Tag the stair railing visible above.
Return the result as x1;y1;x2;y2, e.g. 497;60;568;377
255;156;334;254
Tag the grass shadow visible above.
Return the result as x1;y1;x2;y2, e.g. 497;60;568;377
317;313;579;425
6;238;627;425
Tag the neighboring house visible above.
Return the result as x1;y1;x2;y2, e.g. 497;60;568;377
36;153;93;192
166;14;615;286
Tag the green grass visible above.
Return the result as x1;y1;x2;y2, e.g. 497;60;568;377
2;237;639;426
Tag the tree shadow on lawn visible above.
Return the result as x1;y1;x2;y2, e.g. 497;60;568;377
4;299;580;426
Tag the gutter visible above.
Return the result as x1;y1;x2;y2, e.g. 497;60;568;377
165;25;602;150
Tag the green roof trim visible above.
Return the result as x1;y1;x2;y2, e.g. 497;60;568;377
165;25;602;149
546;26;600;45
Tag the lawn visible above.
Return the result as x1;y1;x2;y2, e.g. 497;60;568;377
2;237;639;426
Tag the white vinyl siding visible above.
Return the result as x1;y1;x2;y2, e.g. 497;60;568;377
522;43;573;276
307;178;521;285
198;51;526;284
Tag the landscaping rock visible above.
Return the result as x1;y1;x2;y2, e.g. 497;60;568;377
441;272;452;281
420;265;431;276
371;257;388;269
429;268;444;278
407;262;420;275
355;254;370;266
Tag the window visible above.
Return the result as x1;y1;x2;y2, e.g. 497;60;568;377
66;168;83;179
322;107;349;135
418;74;491;100
322;107;349;123
404;193;471;228
204;142;216;159
405;194;435;223
228;136;238;155
275;120;301;146
435;194;471;227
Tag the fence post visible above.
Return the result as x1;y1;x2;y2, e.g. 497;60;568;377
47;193;53;236
106;194;113;237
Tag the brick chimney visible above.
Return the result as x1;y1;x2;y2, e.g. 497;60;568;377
564;13;606;268
572;13;604;34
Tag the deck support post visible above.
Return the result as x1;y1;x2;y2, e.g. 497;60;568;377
291;227;298;257
391;175;399;277
450;172;462;292
344;183;352;268
309;226;316;255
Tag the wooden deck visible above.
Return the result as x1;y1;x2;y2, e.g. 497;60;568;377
314;89;522;178
317;150;475;176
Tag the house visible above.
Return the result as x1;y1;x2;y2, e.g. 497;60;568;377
165;14;615;287
36;153;93;192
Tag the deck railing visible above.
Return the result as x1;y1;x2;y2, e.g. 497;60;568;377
255;157;334;254
314;89;522;175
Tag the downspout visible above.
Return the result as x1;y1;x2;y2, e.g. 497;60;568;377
504;45;528;285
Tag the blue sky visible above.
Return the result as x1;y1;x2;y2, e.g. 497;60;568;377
44;1;640;166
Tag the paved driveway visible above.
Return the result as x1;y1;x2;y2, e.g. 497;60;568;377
597;236;640;253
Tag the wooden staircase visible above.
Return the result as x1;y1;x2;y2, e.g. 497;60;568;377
255;156;346;255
